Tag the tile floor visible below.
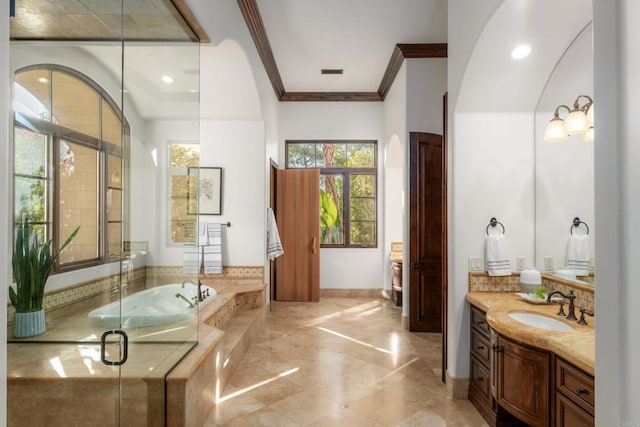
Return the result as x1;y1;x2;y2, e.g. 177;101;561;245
204;297;487;426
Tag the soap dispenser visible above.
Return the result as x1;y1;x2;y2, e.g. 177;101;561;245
519;268;542;293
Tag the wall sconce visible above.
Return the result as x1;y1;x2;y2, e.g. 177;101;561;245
544;95;594;142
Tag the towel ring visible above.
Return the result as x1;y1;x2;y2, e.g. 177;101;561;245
570;217;589;235
486;217;505;235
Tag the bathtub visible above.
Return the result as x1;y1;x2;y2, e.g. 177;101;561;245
88;283;217;328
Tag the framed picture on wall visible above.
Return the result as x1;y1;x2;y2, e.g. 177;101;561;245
188;167;223;215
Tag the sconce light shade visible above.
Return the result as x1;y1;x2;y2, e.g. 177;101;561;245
583;127;594;142
544;117;568;142
586;102;594;127
565;109;588;135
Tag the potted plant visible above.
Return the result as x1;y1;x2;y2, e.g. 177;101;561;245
10;219;78;338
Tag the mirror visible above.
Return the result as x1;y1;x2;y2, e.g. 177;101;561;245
535;23;594;285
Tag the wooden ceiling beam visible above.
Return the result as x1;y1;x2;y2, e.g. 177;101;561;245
237;0;286;100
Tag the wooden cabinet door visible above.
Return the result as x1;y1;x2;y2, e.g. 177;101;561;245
497;335;550;427
556;392;595;427
275;169;320;302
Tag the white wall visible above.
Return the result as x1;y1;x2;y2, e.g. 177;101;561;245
383;62;407;293
593;1;640;424
278;102;385;289
1;1;10;423
199;120;265;266
449;112;535;378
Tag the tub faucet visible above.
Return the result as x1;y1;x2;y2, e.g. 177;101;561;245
547;290;577;321
181;279;197;289
175;292;195;308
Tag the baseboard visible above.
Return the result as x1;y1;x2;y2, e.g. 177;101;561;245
446;370;470;399
319;288;385;298
401;314;409;330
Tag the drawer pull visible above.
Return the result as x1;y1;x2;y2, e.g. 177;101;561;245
477;320;485;325
576;387;588;395
491;344;502;353
476;376;484;381
476;345;485;350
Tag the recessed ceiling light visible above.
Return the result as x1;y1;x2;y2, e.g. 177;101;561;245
511;45;531;60
161;75;175;84
37;77;48;83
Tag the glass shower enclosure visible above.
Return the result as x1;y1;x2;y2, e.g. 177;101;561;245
7;1;202;425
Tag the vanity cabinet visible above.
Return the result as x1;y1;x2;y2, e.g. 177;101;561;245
468;306;497;424
469;305;593;427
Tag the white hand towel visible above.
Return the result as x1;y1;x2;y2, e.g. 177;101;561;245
203;223;223;274
566;234;590;276
267;207;284;260
485;234;511;276
183;244;199;274
198;222;208;246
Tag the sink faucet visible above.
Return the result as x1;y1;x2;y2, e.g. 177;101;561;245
547;290;577;321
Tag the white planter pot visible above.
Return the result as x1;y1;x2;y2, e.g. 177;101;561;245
12;309;46;338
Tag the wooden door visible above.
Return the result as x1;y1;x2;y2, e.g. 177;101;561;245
409;132;445;332
269;159;278;305
275;169;320;302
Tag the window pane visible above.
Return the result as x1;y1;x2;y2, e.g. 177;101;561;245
350;221;375;245
14;127;47;176
107;155;122;189
318;143;346;168
102;100;122;147
320;174;343;244
171;174;197;243
15;176;46;222
107;188;122;222
350;174;375;197
287;143;316;168
14;69;51;120
52;71;100;138
59;140;98;264
170;143;199;168
347;143;375;167
350;198;375;221
108;222;122;257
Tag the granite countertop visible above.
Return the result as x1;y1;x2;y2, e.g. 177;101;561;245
466;292;595;376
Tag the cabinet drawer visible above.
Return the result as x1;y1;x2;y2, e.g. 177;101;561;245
470;355;492;402
556;392;595;427
471;329;491;365
556;358;594;414
471;306;490;337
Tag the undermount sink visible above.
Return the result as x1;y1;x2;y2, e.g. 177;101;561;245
508;311;574;332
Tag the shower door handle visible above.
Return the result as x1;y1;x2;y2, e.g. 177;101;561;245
100;329;129;366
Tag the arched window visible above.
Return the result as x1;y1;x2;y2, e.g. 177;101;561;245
13;64;129;271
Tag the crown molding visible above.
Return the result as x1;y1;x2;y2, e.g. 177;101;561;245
237;1;447;102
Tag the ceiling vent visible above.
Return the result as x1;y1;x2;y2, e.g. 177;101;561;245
320;69;343;75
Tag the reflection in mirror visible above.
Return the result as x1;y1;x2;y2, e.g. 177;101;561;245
535;23;594;286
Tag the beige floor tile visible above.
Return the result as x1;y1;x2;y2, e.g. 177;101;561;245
205;297;486;426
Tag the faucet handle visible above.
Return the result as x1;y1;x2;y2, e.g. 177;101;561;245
577;308;594;325
556;301;566;317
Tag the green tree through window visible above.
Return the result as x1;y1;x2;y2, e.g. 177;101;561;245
287;140;377;248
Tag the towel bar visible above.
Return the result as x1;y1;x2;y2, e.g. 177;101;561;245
570;217;589;235
486;217;505;235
